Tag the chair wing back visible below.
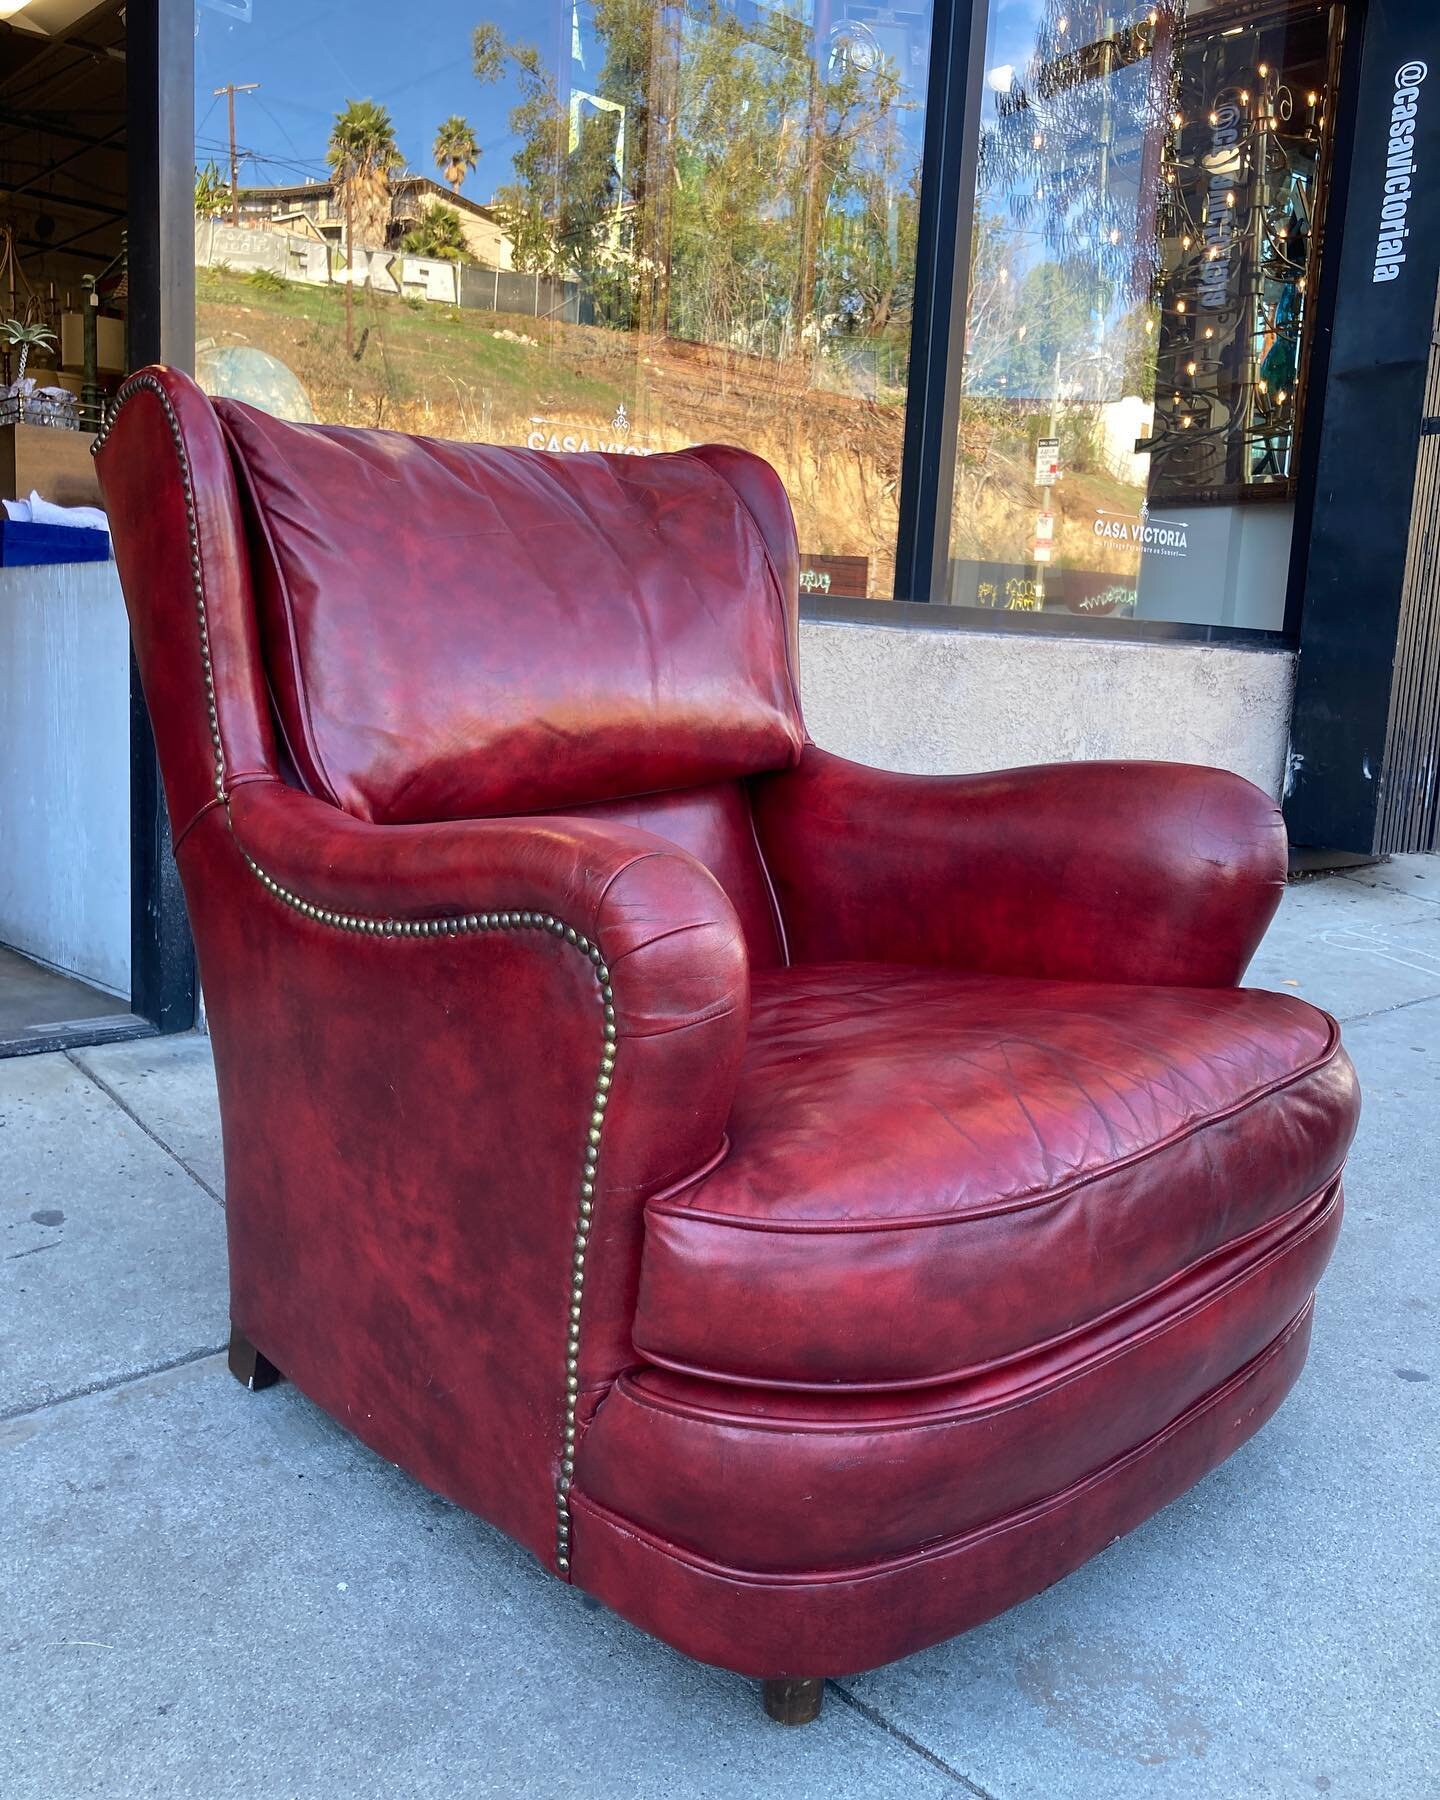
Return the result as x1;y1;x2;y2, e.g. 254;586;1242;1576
95;367;280;845
212;397;806;824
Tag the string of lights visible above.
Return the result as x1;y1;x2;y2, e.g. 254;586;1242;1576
980;0;1335;501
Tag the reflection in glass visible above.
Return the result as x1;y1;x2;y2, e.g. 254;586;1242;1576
949;0;1342;629
194;2;934;599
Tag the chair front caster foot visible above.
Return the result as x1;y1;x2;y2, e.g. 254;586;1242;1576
228;1326;282;1391
762;1677;824;1725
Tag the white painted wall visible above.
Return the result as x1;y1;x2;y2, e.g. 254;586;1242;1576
799;618;1296;798
0;560;130;995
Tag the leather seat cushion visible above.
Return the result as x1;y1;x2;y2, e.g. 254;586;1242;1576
588;1178;1339;1571
633;964;1359;1389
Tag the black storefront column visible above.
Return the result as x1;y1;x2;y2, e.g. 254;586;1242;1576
1288;0;1440;854
128;0;198;1030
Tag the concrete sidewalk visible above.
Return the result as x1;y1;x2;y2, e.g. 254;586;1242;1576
4;861;1437;1799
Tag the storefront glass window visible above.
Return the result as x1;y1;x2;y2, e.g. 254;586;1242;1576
193;1;934;600
948;0;1344;629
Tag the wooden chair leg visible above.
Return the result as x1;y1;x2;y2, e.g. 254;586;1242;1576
228;1325;282;1391
762;1677;824;1725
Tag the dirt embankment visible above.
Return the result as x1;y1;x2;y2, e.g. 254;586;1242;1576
199;272;908;595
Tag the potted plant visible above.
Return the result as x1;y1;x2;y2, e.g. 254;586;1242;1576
1;317;58;388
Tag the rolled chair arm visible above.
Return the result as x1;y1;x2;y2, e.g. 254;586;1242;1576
182;780;749;1570
226;781;750;1037
751;747;1288;987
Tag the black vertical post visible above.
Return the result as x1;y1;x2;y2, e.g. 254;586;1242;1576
1286;0;1440;851
1280;1;1369;641
126;0;198;1031
892;0;988;604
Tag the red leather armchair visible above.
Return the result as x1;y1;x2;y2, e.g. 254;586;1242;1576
98;367;1359;1725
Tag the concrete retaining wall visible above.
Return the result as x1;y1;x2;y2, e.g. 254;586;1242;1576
799;617;1296;798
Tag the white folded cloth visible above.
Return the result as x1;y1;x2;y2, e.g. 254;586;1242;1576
3;489;110;534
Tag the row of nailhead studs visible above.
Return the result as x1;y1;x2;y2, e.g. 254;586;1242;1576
97;382;613;1575
94;377;226;801
243;852;617;1570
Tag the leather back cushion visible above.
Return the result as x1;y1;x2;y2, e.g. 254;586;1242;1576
215;400;805;823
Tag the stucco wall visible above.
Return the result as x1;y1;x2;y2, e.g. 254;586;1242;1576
798;618;1297;798
0;560;130;995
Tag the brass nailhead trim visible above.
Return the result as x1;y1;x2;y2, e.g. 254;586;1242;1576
95;376;226;802
97;376;613;1574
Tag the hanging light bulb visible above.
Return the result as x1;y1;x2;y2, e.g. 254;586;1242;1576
1172;111;1184;128
1176;299;1187;313
1182;234;1192;248
1203;326;1214;339
1258;61;1269;76
1186;360;1197;375
1225;191;1236;207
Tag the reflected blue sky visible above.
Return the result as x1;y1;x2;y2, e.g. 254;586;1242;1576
194;1;931;200
195;1;582;197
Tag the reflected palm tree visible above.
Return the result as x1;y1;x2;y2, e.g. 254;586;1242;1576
328;99;404;250
402;203;467;262
434;116;480;194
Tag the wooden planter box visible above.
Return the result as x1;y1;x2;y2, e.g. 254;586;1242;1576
0;422;102;509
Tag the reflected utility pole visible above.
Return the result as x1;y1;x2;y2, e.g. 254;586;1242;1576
213;81;260;226
344;180;354;359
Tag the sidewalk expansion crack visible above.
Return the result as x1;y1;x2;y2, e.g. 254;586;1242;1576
64;1048;224;1208
0;1344;227;1424
828;1680;1002;1797
1338;990;1440;1027
1337;872;1440;909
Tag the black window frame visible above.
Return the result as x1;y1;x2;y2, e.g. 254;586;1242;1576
161;0;1364;657
163;0;1354;653
128;0;200;1040
154;0;1375;669
160;0;1374;678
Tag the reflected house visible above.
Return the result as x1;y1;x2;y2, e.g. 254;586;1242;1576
234;175;518;268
